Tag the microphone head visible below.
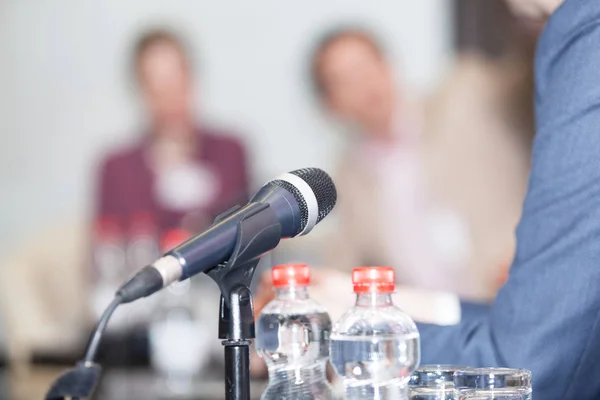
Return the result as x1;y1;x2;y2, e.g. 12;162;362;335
271;168;337;236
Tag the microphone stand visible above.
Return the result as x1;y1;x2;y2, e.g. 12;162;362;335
44;203;281;400
206;203;282;400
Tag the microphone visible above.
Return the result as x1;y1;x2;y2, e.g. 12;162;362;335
116;167;337;303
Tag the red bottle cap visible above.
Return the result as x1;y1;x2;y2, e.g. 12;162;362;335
129;211;156;236
352;266;395;293
272;264;311;288
94;216;122;239
161;229;191;253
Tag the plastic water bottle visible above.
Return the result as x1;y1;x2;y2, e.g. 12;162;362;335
149;229;211;395
91;216;129;332
330;266;420;400
126;212;160;273
256;264;334;400
126;212;161;326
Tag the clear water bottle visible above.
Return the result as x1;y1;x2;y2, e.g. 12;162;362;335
149;229;211;396
126;212;160;273
90;216;129;332
330;266;420;400
256;264;334;400
149;279;209;395
126;212;161;326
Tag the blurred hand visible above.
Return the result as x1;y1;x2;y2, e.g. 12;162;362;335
495;256;512;290
505;0;564;20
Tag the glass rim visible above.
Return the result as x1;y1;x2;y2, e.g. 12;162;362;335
418;364;467;372
454;367;532;390
454;367;531;377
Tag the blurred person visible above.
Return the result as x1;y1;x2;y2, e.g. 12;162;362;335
417;0;600;397
305;26;531;303
311;27;471;297
97;29;249;237
92;29;250;366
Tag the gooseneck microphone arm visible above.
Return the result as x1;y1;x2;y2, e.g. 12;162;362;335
83;295;123;362
45;296;123;400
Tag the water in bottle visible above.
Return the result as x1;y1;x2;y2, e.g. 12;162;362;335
126;212;160;273
126;212;161;326
330;266;420;400
91;216;129;331
256;264;334;400
149;229;210;396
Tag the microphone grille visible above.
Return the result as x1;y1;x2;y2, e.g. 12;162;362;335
288;168;337;223
270;179;310;230
270;167;337;235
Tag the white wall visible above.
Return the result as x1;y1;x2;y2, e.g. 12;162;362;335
0;0;453;253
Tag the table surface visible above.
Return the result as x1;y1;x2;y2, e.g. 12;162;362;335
96;369;268;400
2;366;268;400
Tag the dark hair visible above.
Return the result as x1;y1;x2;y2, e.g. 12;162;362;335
309;26;386;97
132;28;192;82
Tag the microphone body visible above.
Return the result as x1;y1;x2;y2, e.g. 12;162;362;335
171;184;301;280
117;168;336;303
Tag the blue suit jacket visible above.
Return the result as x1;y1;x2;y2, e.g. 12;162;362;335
418;1;600;398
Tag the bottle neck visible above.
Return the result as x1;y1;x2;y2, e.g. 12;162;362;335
275;286;310;300
355;291;394;307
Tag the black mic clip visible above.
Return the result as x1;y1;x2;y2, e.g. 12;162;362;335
205;202;281;400
44;361;101;400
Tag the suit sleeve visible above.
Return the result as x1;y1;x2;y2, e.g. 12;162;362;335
417;1;600;398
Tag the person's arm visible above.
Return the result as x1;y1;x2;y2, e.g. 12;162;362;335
418;1;600;398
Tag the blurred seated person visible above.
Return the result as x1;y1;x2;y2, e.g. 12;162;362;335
98;29;249;238
307;27;480;301
312;26;534;302
92;29;250;365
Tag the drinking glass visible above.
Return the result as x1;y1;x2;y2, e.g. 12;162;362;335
453;368;532;400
